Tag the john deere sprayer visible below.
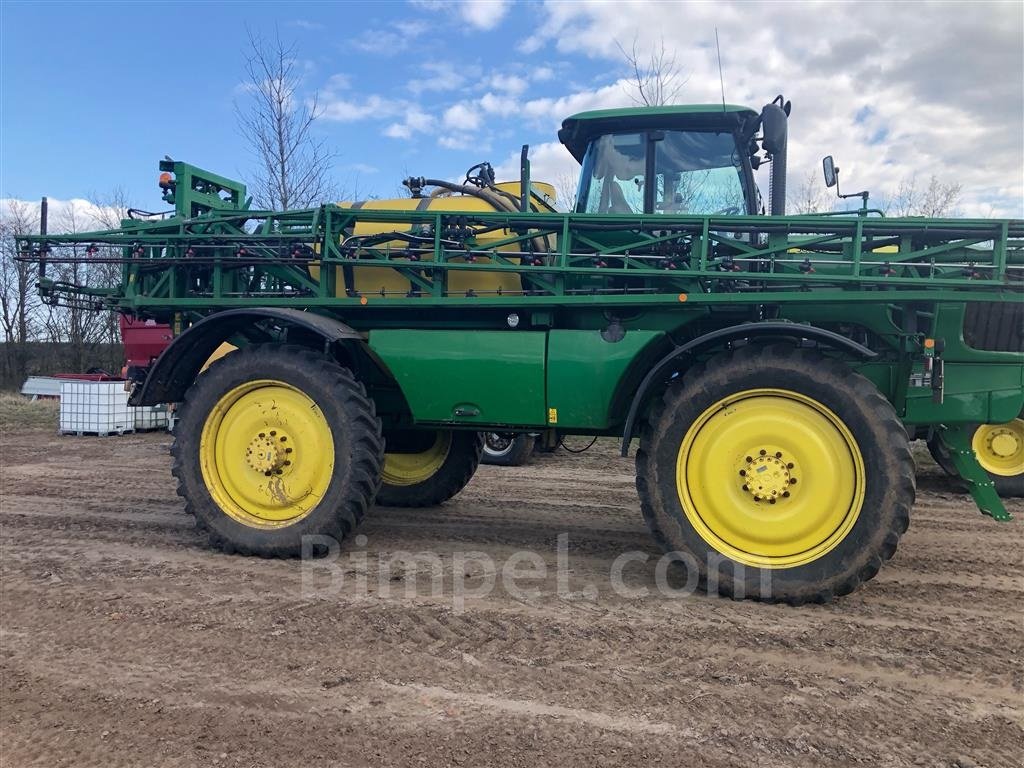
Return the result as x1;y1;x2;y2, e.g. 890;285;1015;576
19;96;1023;604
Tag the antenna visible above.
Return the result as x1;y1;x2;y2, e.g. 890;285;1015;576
715;28;726;112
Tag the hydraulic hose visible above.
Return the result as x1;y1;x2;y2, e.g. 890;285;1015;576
418;179;551;255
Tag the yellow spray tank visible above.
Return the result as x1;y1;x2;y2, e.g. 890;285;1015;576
311;164;556;298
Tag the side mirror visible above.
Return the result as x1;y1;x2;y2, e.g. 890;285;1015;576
760;103;788;154
822;156;838;188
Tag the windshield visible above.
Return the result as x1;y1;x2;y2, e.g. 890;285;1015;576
576;130;747;215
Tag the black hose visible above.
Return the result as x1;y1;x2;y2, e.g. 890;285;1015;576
421;178;509;210
559;436;599;453
419;179;551;255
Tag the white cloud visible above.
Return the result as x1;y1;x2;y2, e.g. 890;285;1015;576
516;34;544;55
494;141;580;199
348;163;379;175
384;123;413;139
510;0;1024;217
396;20;430;36
521;79;633;127
324;73;351;91
487;73;529;94
480;92;518;116
443;103;483;131
407;110;433;131
407;61;479;94
438;133;487;151
385;108;435;140
532;66;555;82
460;0;511;30
350;19;429;55
1;198;125;232
412;0;512;31
320;94;405;122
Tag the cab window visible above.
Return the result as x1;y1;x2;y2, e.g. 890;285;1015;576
654;131;746;215
578;133;646;214
577;130;747;215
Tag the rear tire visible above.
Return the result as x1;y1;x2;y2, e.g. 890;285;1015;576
636;344;915;604
481;432;534;466
376;430;483;507
171;344;383;557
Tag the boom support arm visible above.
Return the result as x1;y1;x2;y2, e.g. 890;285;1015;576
938;425;1012;521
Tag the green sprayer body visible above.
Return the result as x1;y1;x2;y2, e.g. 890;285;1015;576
18;102;1024;527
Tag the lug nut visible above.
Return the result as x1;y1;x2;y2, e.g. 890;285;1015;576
775;451;782;458
739;469;746;476
745;456;752;463
787;462;794;469
742;484;749;491
790;478;798;485
760;449;767;456
783;491;790;497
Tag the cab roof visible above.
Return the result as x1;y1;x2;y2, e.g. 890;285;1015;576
558;104;758;162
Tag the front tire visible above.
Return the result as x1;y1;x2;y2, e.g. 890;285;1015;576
636;344;915;604
927;417;1024;497
376;430;483;507
171;344;383;556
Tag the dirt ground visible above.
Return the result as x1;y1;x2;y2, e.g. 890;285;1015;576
1;419;1021;768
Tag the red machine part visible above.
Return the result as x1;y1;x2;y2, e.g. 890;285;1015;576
120;316;172;372
53;373;119;381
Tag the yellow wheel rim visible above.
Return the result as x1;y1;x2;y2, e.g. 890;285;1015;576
381;432;451;486
972;419;1024;477
676;389;865;569
199;380;334;529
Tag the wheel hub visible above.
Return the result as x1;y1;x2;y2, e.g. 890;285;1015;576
484;433;513;452
972;419;1024;477
988;430;1020;459
244;431;291;474
739;449;797;503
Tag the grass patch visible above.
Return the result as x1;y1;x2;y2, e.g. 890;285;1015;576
0;393;58;430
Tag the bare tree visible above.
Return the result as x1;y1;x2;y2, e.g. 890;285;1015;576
617;36;687;107
42;202;117;373
86;188;133;349
884;174;963;217
236;30;338;210
554;171;580;212
0;200;41;384
788;169;834;214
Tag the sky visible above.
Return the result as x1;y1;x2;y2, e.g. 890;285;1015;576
1;0;1022;221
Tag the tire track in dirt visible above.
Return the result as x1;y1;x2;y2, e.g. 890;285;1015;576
2;429;1022;767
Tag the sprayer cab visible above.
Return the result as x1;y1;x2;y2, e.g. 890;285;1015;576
558;97;790;216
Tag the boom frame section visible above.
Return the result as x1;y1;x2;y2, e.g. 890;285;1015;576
19;206;1023;314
